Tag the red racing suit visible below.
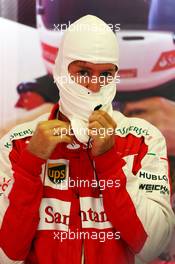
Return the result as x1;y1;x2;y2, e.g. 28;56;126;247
0;104;174;264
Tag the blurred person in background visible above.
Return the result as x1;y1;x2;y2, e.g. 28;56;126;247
117;30;175;263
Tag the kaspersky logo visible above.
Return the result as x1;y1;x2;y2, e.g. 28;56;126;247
152;50;175;72
48;163;66;184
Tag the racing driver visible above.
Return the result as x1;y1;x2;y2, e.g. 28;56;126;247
0;15;174;264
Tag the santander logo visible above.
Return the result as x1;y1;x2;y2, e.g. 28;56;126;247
38;198;71;232
45;206;70;226
152;50;175;72
38;197;113;231
80;197;112;229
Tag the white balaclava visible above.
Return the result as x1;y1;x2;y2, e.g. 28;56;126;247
53;15;119;143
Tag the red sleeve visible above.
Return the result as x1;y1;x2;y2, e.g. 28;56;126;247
0;144;45;261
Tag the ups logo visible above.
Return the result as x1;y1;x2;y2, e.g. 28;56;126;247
48;163;66;184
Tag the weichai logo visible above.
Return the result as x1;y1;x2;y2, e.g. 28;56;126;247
48;163;66;184
152;50;175;72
